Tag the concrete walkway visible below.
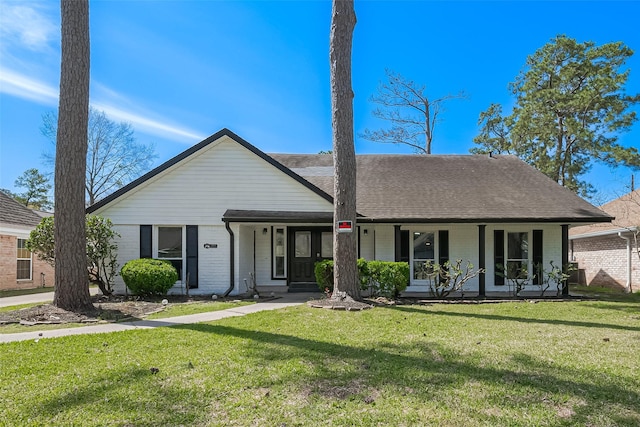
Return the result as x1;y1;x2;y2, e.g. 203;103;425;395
0;293;318;344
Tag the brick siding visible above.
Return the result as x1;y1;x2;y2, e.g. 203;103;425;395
0;234;55;291
571;235;640;290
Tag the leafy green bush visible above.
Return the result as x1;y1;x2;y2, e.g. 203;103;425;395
27;215;120;295
315;259;408;298
120;259;178;296
366;261;409;298
314;260;334;291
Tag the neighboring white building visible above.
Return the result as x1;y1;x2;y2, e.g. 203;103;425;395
87;129;612;297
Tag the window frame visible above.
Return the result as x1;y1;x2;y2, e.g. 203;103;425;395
16;238;32;281
155;226;184;283
506;231;530;281
410;230;437;283
271;226;287;279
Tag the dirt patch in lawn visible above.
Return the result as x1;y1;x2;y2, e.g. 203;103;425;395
0;294;243;326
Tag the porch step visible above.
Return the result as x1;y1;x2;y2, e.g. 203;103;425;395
288;282;320;293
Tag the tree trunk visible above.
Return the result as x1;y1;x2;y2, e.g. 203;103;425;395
330;0;360;300
54;0;93;312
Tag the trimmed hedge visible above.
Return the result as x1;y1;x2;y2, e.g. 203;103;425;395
315;259;409;298
120;258;178;296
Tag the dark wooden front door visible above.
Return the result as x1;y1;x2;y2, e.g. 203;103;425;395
288;227;332;284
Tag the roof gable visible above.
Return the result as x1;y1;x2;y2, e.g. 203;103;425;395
87;128;333;213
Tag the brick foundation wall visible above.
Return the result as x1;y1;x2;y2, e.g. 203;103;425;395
0;234;55;291
571;235;640;291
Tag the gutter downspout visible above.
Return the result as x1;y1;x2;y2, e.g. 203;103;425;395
224;220;235;297
618;232;632;293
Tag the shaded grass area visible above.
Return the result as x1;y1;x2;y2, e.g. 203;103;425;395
1;299;638;426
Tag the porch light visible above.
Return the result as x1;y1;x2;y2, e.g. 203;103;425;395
363;229;368;235
263;228;268;235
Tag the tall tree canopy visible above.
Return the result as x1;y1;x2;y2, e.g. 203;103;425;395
54;0;93;312
2;169;52;210
42;107;156;205
361;70;466;154
472;35;640;197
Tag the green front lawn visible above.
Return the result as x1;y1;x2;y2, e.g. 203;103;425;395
1;298;638;426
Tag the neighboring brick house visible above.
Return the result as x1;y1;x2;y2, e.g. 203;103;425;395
569;190;640;292
0;191;54;291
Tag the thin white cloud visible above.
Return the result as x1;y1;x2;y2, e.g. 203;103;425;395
0;67;58;104
0;68;205;143
92;102;206;142
0;3;57;52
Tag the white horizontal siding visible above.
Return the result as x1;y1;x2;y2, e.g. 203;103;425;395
94;136;332;225
110;225;139;294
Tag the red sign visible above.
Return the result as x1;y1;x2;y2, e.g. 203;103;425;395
337;220;353;233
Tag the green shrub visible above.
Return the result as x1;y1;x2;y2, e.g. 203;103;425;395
315;259;407;298
366;261;409;298
314;260;334;292
120;258;178;296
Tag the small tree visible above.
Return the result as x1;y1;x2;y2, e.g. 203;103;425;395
535;261;573;297
361;69;466;154
27;215;120;296
427;259;485;298
10;169;52;210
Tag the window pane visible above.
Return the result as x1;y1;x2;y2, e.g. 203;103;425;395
274;229;285;257
321;232;333;258
295;232;311;258
17;239;31;259
507;261;528;279
413;232;434;260
274;228;286;277
507;232;528;259
158;227;182;258
413;261;435;280
275;257;285;277
17;259;31;280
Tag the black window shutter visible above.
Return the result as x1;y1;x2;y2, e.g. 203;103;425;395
186;225;198;289
400;230;410;263
532;230;543;285
494;230;504;286
438;230;449;265
140;225;152;259
438;230;450;284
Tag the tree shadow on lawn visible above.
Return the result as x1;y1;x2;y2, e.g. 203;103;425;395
30;366;203;426
173;323;640;425
390;305;640;332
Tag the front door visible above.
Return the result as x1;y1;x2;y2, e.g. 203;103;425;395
288;227;333;284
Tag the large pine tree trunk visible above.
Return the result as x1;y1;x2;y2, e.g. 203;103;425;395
53;0;93;312
330;0;360;300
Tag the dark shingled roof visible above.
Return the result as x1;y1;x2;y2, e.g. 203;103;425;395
270;153;612;223
0;191;45;228
85;128;610;224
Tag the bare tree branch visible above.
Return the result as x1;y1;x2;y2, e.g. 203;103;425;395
361;69;467;154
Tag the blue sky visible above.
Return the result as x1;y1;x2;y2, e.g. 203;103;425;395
1;0;639;205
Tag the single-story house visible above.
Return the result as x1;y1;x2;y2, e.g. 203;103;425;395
570;190;640;292
0;191;55;291
87;129;612;297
